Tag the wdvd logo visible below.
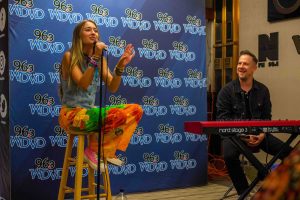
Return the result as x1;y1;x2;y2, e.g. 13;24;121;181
10;59;46;84
109;94;127;105
183;15;206;36
108;155;136;175
10;125;46;149
153;12;181;34
169;96;196;116
49;125;69;148
142;96;167;116
130;127;152;145
138;38;167;61
87;4;118;28
29;93;61;117
121;8;151;31
169;41;196;62
139;152;168;173
107;36;127;57
9;3;45;20
154;123;182;144
29;157;61;181
170;150;197;170
154;68;182;89
184;132;207;143
184;69;206;89
122;66;151;88
48;1;83;24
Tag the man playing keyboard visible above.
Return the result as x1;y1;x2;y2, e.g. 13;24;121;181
216;50;293;196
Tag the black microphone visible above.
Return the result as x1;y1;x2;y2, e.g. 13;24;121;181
93;41;96;54
93;41;107;54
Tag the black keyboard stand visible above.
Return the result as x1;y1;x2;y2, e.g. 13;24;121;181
228;133;298;200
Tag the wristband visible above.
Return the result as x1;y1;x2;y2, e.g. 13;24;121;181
88;58;98;68
91;56;100;62
114;67;124;76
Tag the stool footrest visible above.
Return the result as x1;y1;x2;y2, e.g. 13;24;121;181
64;186;74;193
64;184;105;192
68;160;89;168
81;193;108;199
68;157;76;162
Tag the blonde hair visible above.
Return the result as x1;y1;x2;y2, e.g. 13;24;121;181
68;19;100;83
59;19;100;100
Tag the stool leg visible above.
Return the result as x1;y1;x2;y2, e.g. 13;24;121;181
103;159;112;200
88;166;95;199
58;134;74;200
74;135;85;200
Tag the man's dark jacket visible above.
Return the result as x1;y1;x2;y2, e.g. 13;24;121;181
216;79;272;120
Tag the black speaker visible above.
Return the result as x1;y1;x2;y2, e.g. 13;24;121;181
268;0;300;22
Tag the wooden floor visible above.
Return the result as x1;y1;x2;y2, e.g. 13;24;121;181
111;178;245;200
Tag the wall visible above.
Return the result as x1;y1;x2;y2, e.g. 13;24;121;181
240;0;300;161
240;0;300;120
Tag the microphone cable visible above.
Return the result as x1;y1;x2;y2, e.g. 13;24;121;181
96;48;110;200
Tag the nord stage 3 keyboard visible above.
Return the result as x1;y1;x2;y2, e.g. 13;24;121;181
184;120;300;136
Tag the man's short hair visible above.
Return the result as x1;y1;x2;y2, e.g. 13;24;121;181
239;50;258;64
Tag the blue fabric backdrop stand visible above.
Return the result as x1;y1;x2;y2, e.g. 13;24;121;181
8;1;208;199
0;0;9;200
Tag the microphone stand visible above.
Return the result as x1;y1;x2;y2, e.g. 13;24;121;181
97;49;105;200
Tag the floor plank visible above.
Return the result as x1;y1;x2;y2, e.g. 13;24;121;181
113;179;239;200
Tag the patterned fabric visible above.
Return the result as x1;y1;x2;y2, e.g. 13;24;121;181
59;104;143;157
252;143;300;200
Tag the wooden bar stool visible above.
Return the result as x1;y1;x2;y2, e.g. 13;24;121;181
58;130;112;200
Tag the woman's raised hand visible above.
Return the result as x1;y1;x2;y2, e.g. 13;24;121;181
117;44;135;69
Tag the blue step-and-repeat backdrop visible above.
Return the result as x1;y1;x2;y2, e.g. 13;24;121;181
0;0;9;200
8;0;207;199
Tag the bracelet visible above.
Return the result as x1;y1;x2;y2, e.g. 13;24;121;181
114;67;124;76
88;58;98;68
91;56;100;62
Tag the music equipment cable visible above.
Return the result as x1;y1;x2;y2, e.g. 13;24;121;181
207;134;229;180
96;49;109;200
207;152;229;180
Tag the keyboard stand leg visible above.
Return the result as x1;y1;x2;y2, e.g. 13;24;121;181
230;133;297;200
230;136;268;178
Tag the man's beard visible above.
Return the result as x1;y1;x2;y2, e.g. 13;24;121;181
239;75;248;82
